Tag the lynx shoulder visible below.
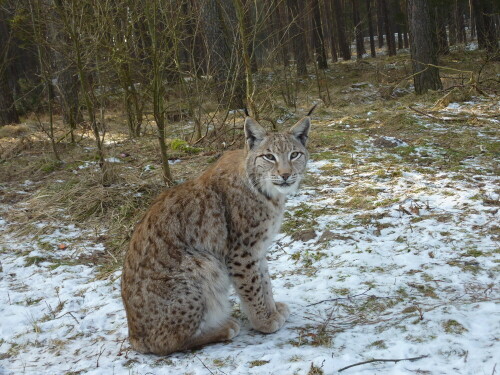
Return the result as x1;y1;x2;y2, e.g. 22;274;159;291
121;113;312;355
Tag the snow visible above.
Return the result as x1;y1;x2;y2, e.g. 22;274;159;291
1;128;499;374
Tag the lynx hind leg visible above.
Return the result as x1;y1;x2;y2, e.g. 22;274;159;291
128;257;237;355
185;317;240;350
128;279;206;355
185;260;240;349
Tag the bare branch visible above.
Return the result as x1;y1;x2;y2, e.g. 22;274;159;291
338;355;429;372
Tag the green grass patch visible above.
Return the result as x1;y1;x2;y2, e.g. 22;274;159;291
24;256;50;267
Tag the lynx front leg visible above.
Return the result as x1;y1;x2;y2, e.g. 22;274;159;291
229;255;289;333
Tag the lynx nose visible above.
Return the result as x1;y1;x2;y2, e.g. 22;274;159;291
281;173;291;181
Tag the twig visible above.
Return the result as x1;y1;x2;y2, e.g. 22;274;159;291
55;311;80;325
338;355;429;372
398;204;412;216
307;288;372;307
96;344;105;368
194;354;216;375
415;304;424;320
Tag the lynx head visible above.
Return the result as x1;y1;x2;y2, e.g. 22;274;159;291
244;115;311;199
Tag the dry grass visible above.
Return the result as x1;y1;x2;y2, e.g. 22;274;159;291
0;124;32;138
1;47;498;280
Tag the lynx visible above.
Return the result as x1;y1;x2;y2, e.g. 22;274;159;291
121;112;312;355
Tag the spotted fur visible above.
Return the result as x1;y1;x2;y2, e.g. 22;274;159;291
121;115;311;355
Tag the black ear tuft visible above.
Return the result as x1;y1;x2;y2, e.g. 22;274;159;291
244;107;250;117
307;104;317;117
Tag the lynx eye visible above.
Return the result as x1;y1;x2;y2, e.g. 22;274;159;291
262;154;276;162
290;152;300;160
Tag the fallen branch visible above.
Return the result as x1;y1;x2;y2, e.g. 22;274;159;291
338;355;429;372
408;105;457;122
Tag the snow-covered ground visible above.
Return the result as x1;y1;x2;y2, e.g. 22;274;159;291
1;103;499;374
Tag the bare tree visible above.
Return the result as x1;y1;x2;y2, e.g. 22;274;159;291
54;0;107;169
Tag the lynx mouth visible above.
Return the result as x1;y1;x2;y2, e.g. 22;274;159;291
274;182;292;187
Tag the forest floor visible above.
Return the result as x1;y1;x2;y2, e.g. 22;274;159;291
0;48;499;375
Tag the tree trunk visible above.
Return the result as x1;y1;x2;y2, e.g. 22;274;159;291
234;0;257;116
47;2;82;142
0;71;19;126
367;0;376;57
471;0;499;53
455;0;466;43
199;0;244;107
0;8;19;126
448;8;457;46
376;0;385;47
274;1;290;67
353;0;365;59
435;7;450;55
287;0;308;76
380;0;396;55
333;0;351;60
325;0;338;62
407;0;442;94
311;0;328;68
469;7;476;39
396;23;404;49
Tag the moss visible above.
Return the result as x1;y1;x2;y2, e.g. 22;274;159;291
368;340;387;349
446;259;482;274
24;256;49;267
402;306;418;314
410;283;438;298
169;139;202;154
462;249;484;257
282;203;335;235
310;129;366;150
331;287;350;296
249;360;270;368
40;160;62;173
25;297;43;306
318;163;342;176
340;196;375;210
310;151;336;161
442;319;468;334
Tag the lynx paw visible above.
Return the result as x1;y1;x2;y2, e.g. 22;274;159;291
225;318;241;339
276;302;290;320
251;303;290;334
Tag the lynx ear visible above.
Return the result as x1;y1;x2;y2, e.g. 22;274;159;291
289;117;311;146
244;117;267;150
